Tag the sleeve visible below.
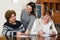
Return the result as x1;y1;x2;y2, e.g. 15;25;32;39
20;10;23;22
27;16;35;31
52;21;58;34
30;19;38;34
18;24;25;32
30;19;42;34
2;25;16;37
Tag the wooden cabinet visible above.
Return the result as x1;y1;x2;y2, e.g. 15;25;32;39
36;0;60;24
53;12;60;24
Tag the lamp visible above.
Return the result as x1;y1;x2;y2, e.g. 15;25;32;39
12;0;18;4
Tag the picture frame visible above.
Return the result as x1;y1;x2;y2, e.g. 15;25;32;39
36;4;42;18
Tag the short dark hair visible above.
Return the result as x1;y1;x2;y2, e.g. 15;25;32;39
5;10;16;21
27;2;36;17
44;10;52;16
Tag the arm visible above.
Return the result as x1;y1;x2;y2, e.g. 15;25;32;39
25;16;35;34
2;25;16;37
30;19;38;34
52;22;58;35
26;16;35;32
20;10;23;22
27;16;35;30
30;19;45;35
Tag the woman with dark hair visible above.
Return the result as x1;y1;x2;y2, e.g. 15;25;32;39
2;10;25;40
20;2;36;34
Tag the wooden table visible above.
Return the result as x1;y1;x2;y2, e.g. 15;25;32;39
0;33;60;40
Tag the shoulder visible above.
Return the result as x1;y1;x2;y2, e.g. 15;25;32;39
3;22;9;28
30;15;35;19
34;17;43;24
16;20;22;24
4;21;8;26
36;17;43;22
22;9;26;12
21;9;27;15
16;20;21;22
49;19;54;24
35;18;40;23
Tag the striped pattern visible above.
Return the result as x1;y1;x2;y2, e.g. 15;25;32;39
2;24;25;37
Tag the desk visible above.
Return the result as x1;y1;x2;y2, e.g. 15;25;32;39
0;33;60;40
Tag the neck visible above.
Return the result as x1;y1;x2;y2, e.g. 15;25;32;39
9;21;16;25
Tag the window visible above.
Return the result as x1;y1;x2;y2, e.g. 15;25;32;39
36;4;42;18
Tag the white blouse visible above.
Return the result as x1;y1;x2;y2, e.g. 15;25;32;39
30;18;58;35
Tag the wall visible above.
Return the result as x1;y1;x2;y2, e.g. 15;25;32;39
0;0;36;35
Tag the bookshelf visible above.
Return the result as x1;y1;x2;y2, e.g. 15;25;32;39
36;0;60;24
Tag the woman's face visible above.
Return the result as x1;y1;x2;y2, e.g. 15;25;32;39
9;13;16;23
26;5;32;13
44;14;51;22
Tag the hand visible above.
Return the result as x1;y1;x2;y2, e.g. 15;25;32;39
38;31;46;36
16;32;22;37
52;31;56;35
25;30;29;35
16;32;24;40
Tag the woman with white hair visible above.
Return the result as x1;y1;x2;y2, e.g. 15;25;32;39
30;10;58;36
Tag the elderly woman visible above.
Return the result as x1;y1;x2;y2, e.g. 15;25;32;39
2;10;25;39
30;10;58;36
